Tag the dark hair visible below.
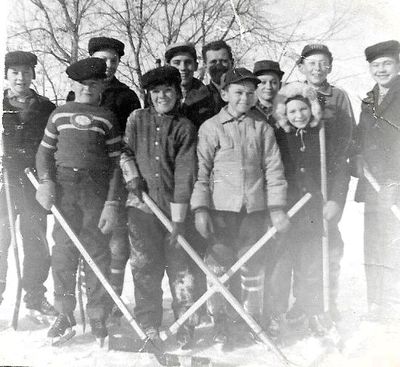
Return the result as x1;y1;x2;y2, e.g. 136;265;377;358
202;40;233;62
285;95;312;108
145;81;182;108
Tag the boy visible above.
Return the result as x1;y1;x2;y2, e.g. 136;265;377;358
165;41;211;129
0;51;57;317
273;82;349;335
191;68;289;343
120;66;198;347
353;40;400;321
69;38;141;312
289;44;354;323
35;58;121;342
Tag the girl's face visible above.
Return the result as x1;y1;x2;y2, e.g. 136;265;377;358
149;84;178;114
286;99;312;129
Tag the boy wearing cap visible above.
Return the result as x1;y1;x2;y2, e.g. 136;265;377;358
0;51;57;316
288;43;355;324
191;68;289;343
120;66;198;347
165;42;212;129
353;40;400;321
35;57;121;342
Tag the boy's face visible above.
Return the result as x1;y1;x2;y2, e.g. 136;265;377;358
72;79;105;105
369;56;400;88
169;52;197;87
286;99;312;129
298;53;332;87
205;48;233;84
222;81;256;116
256;72;281;103
149;84;178;114
92;48;120;80
6;65;34;95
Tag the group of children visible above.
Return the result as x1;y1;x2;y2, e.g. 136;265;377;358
1;37;400;351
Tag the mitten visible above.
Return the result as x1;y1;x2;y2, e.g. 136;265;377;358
98;201;119;234
269;208;290;233
36;180;56;210
194;208;214;239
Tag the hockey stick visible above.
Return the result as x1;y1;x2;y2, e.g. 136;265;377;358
142;192;295;367
160;193;312;340
77;257;86;333
25;169;169;365
363;167;400;222
4;169;23;330
319;120;330;312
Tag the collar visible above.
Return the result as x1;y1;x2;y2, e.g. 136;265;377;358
218;106;253;126
305;80;332;96
7;88;34;102
255;101;273;115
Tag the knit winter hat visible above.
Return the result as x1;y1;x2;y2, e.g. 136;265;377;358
273;82;322;132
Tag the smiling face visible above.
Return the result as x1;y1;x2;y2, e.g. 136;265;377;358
256;72;281;104
286;99;312;129
72;79;104;105
92;48;120;80
298;53;332;88
6;65;34;96
169;52;197;87
222;81;256;117
369;56;400;88
149;84;178;114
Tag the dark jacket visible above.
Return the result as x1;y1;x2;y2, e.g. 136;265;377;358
180;78;214;130
355;75;400;202
2;89;55;174
121;107;197;215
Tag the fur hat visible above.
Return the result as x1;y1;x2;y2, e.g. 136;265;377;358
141;65;181;90
273;82;322;132
88;37;125;58
66;57;107;82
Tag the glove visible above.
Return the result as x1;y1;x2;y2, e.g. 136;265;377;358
36;180;56;210
323;200;341;221
125;177;145;201
169;221;185;247
194;208;214;239
98;201;119;234
349;155;364;178
269;208;290;233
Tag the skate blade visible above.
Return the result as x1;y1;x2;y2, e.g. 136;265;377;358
27;310;51;326
51;329;76;346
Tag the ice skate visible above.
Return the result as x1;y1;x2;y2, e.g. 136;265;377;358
212;315;229;345
308;314;329;337
266;314;286;339
26;297;58;325
90;318;108;347
48;313;76;346
286;302;306;326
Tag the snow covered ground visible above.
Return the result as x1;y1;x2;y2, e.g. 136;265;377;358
1;179;400;366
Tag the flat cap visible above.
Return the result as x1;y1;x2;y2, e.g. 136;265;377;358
222;67;260;88
253;60;284;78
66;57;107;82
298;44;333;64
88;37;125;58
141;65;181;90
165;42;197;63
5;51;37;68
365;40;400;62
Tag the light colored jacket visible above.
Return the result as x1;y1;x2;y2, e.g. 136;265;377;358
191;106;287;213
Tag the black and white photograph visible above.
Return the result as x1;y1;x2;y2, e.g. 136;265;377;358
0;0;399;366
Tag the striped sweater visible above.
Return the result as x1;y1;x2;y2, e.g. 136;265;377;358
36;102;121;178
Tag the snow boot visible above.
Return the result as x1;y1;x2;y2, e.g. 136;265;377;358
48;313;76;345
267;314;286;339
176;323;195;349
26;297;58;317
213;314;229;344
90;318;108;346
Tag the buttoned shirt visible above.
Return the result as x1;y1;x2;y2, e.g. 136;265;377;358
191;106;287;213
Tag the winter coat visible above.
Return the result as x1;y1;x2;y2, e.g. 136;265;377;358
2;89;55;174
355;75;400;202
191;106;287;213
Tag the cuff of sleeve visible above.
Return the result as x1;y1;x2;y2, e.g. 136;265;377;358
120;156;139;183
170;203;188;222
